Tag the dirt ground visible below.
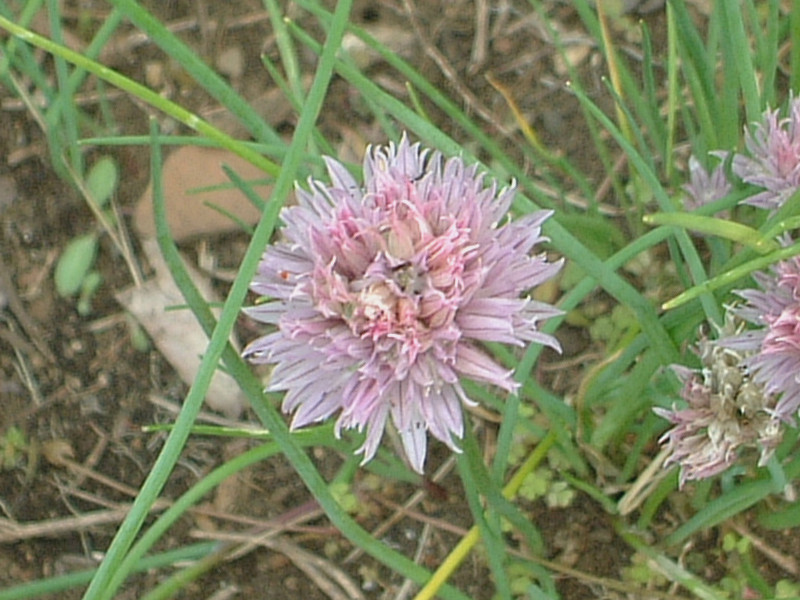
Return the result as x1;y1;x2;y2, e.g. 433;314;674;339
1;1;798;599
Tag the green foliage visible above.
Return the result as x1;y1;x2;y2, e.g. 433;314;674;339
621;552;668;588
776;579;800;598
52;154;120;314
85;155;118;209
1;426;27;470
54;232;99;297
519;468;551;501
721;532;750;555
588;303;636;351
329;480;360;515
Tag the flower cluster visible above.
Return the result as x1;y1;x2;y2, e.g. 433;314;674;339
655;322;783;488
721;255;800;422
657;254;800;486
682;155;731;211
243;135;563;472
656;97;800;486
731;95;800;210
684;97;800;213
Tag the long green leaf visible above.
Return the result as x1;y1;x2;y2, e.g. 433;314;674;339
0;543;218;600
0;15;279;177
110;0;282;147
643;213;779;254
719;1;761;124
570;81;723;326
665;453;800;546
663;240;800;310
288;16;680;367
669;0;719;150
45;0;82;176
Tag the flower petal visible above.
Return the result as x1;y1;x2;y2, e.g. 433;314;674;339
242;134;562;471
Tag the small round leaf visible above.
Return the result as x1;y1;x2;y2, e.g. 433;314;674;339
86;156;118;209
55;233;99;297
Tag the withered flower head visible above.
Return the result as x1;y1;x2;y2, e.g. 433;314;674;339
655;320;783;488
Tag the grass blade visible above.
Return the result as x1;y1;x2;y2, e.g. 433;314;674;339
110;0;283;147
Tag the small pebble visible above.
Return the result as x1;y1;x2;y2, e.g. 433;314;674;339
144;61;165;89
0;174;18;210
216;46;244;80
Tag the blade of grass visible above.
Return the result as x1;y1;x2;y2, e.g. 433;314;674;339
108;431;353;596
413;431;557;600
0;16;280;177
0;0;53;97
643;213;780;254
637;470;678;530
710;3;740;151
641;22;667;166
590;349;662;449
595;0;632;145
662;239;800;310
669;0;719;150
45;0;82;177
0;543;218;600
602;77;657;175
109;0;283;147
569;80;723;326
758;0;780;107
664;2;679;181
719;0;761;124
456;435;513;600
104;442;284;595
484;71;590;195
259;2;337;160
758;496;800;529
528;0;622;210
47;8;125;131
619;412;670;484
221;163;269;213
571;0;666;175
665;453;800;546
405;81;432;123
258;52;335;159
80;134;285;159
792;0;800;93
82;122;204;600
287;17;681;367
87;5;474;599
263;0;305;103
617;526;728;600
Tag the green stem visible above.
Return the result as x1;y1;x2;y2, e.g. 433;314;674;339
0;14;279;177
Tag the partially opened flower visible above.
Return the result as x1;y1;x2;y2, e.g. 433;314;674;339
243;135;563;472
721;255;800;422
732;96;800;210
655;322;783;488
682;155;731;212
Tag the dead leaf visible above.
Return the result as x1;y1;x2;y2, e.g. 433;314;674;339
134;145;268;243
116;239;245;418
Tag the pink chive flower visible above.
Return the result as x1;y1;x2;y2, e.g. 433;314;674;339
242;135;563;472
682;155;732;212
732;96;800;210
721;255;800;423
655;322;783;489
